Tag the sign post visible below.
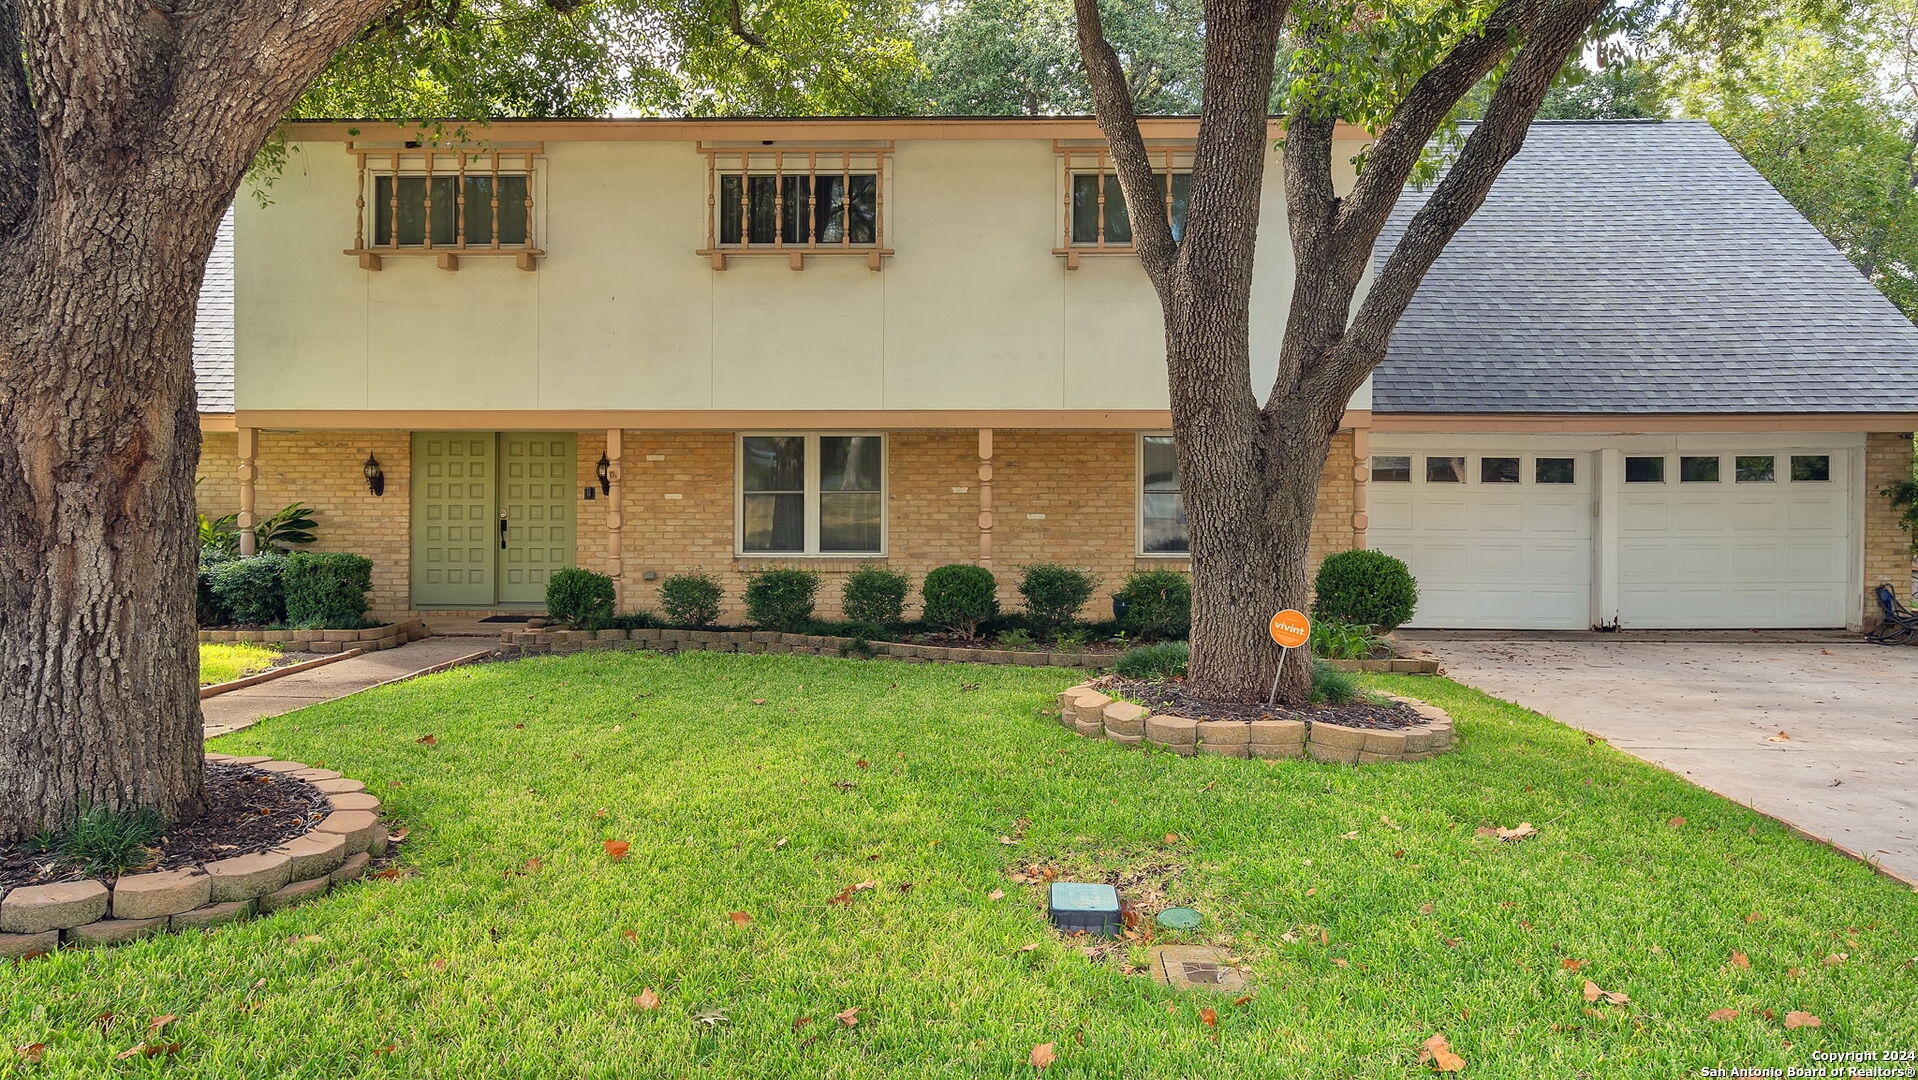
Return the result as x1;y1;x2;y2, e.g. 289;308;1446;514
1266;608;1312;707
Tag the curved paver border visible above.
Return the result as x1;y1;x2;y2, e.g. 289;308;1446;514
0;755;389;956
1053;683;1456;764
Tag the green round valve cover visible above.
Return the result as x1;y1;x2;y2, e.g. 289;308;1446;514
1156;907;1202;930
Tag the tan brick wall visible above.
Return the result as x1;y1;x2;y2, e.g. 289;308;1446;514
1865;432;1915;615
194;429;413;618
196;426;1362;621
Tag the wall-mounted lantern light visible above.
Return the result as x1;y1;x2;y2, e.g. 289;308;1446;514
596;453;612;496
363;453;385;497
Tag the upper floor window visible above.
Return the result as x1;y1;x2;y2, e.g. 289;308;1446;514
1070;172;1190;246
738;434;886;555
348;144;542;271
700;144;893;270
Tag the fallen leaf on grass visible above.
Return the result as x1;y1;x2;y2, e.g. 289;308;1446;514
1419;1032;1467;1073
621;929;638;943
15;1044;45;1064
729;912;752;926
1164;833;1180;844
792;1016;812;1031
428;959;449;972
835;1007;863;1027
1707;1008;1739;1022
1823;953;1848;966
114;1044;182;1060
149;1016;177;1035
1560;958;1586;971
987;889;1005;901
1581;981;1629;1005
998;836;1021;846
603;840;631;861
1667;816;1686;828
635;989;661;1010
1476;823;1538;842
692;1008;729;1027
1015;943;1040;954
771;837;789;851
827;881;879;906
1730;951;1750;970
415;735;437;745
1745;912;1764;924
1029;1043;1056;1069
1199;1007;1218;1027
1783;1011;1821;1029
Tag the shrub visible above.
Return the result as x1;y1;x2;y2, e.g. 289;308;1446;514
921;564;999;638
1017;564;1097;639
282;552;373;629
1313;549;1419;631
994;628;1034;649
1309;617;1385;661
1114;640;1189;679
1307;658;1361;705
195;570;229;629
546;567;617;628
659;572;724;627
579;611;663;632
1113;569;1191;640
842;565;910;628
207;554;288;626
32;805;166;878
744;568;822;631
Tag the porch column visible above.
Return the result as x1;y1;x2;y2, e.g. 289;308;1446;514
1350;423;1371;548
977;429;994;568
235;427;258;557
605;428;624;608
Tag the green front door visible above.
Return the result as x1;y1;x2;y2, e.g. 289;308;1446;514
412;432;575;607
498;433;576;604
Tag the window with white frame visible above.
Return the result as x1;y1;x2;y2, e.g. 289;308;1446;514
1139;435;1188;555
738;434;885;555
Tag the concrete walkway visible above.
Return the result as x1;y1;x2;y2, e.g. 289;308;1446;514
202;637;495;737
1415;638;1918;885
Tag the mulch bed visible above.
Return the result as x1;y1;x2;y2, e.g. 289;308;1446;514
1094;676;1424;730
0;763;330;890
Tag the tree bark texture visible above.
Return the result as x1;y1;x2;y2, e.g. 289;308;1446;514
0;0;393;841
1077;0;1607;703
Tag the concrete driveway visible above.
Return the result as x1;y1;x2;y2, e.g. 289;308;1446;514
1413;638;1918;885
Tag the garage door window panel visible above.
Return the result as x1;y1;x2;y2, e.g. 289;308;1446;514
1480;457;1520;483
1426;456;1466;483
1625;456;1666;483
1736;456;1775;482
1790;455;1830;482
1371;456;1411;482
1535;458;1576;484
1680;456;1720;482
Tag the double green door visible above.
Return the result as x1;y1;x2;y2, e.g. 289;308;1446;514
412;432;576;607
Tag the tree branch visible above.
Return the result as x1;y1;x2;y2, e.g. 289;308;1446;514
1074;0;1177;285
729;0;767;50
1337;0;1607;374
0;0;38;240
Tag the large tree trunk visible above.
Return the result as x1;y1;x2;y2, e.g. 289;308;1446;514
0;196;215;837
0;0;396;841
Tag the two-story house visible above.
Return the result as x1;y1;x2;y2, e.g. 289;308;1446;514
192;116;1918;630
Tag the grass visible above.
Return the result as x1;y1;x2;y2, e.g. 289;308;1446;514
197;642;282;687
4;651;1914;1078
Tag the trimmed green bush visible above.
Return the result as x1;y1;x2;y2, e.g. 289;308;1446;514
1113;569;1191;640
1307;658;1361;705
745;568;822;631
207;554;288;627
1114;641;1189;680
842;565;910;628
579;611;664;632
921;564;999;638
196;570;229;628
1017;564;1097;639
1312;549;1419;631
546;567;617;628
282;552;374;629
659;572;724;628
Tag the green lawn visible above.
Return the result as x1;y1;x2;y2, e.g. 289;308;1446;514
6;652;1914;1078
197;642;282;686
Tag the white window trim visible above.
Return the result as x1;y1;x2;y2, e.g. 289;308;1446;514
1136;432;1189;558
734;432;888;557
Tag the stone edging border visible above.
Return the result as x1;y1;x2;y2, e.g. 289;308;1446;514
499;627;1111;668
198;648;366;700
0;755;389;957
1054;682;1458;764
1324;657;1440;675
199;619;431;655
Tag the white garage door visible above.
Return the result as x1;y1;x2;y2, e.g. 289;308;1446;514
1368;451;1594;629
1617;450;1850;628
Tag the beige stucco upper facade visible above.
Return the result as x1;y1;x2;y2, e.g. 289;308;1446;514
236;118;1374;417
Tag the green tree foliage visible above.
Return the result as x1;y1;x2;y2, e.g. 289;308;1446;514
912;0;1202;114
1664;0;1918;320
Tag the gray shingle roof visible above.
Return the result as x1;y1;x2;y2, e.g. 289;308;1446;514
193;208;234;414
1372;119;1918;413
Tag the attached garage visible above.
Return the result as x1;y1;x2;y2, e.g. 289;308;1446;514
1366;436;1864;630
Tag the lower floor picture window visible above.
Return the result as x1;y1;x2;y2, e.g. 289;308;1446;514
1140;434;1187;553
740;434;884;554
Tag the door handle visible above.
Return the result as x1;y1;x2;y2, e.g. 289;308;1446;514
499;513;508;550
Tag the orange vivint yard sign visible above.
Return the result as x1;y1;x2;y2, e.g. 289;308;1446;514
1268;609;1311;649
